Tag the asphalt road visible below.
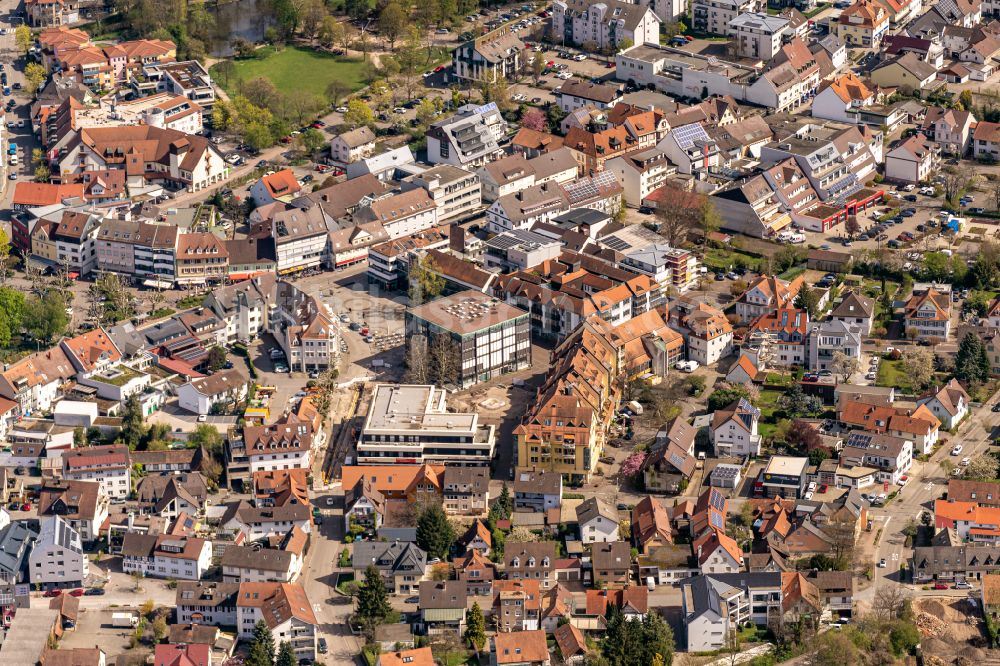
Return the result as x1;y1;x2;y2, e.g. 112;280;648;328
862;394;1000;611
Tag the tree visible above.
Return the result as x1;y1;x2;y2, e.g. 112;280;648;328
794;285;820;318
298;127;326;155
964;454;999;481
531;54;544;85
357;564;392;624
845;216;861;238
299;0;327;40
940;458;955;479
941;165;972;204
960;89;974;112
408;254;445;305
724;626;742;666
207;346;227;372
415;98;437;126
889;620;920;656
902;348;935;390
246;619;276;666
785;419;822;451
0;228;12;284
777;384;823;418
814;630;861;666
707;384;754;411
24;290;68;343
15;25;31;54
872;585;910;621
923;252;951;282
275;641;296;666
430;334;457;387
121;394;146;451
416;503;455;560
489;483;512;524
189;424;224;457
0;287;26;347
404;335;430;383
955;331;991;385
466;601;486;650
344;98;376;128
378;2;407;49
231;37;255;59
24;62;49;95
774;246;804;272
520;108;547;132
700;196;721;237
831;351;861;384
152;614;168;643
326;80;350;107
654;187;703;247
346;0;372;19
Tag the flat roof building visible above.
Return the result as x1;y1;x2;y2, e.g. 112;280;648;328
760;455;809;498
405;291;530;390
357;384;497;465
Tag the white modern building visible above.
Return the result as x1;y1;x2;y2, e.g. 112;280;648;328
29;516;88;588
121;534;213;580
729;13;789;60
177;368;248;416
356;384;497;465
61;445;131;500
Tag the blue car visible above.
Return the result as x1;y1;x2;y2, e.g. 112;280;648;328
2;88;9;96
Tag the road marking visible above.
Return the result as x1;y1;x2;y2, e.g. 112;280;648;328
892;553;899;561
924;483;934;491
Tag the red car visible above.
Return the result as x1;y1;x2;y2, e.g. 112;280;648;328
280;136;292;144
434;65;446;73
315;164;329;173
43;589;62;598
819;484;828;493
20;503;30;511
69;589;84;597
933;582;949;590
311;120;325;128
605;62;614;68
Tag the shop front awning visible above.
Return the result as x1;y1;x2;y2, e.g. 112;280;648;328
142;279;174;289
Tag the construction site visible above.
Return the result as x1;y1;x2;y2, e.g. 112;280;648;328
915;596;997;665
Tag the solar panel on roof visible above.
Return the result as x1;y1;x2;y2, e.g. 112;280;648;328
709;511;725;530
709;489;726;512
672;123;710;149
602;236;631;251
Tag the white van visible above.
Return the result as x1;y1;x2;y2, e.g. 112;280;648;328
647;576;656;591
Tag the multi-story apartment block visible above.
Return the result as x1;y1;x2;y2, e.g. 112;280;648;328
355;189;439;239
367;226;450;290
692;0;764;35
734;274;804;323
405;291;530;389
486;182;569;234
176;581;240;625
426;103;506;168
202;274;277;345
837;0;889;48
729;13;789;59
885;134;941;184
95;220;179;287
26;0;79;27
604;149;673;207
903;287;952;341
270;281;339;373
29;516;88;588
47;210;101;278
236;583;318;663
401;165;482;224
329;126;377;164
807;319;862;373
175;232;229;287
356;384;497;465
237;421;314;475
451;28;524;83
61;445;131;500
553;0;661;50
681;573;783;651
483;229;563;273
619;243;699;294
271;207;328;275
136;61;216;119
710;398;762;457
121;533;213;580
38;479;109;544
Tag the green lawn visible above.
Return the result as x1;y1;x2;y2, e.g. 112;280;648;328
212;46;368;99
876;359;912;392
702;247;761;272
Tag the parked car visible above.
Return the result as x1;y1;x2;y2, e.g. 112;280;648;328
952;444;963;455
84;588;105;596
43;589;62;598
878;558;887;568
933;582;949;590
